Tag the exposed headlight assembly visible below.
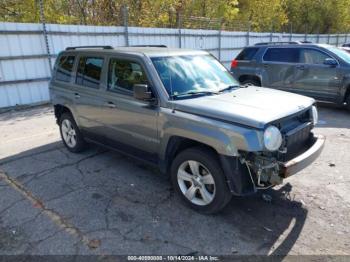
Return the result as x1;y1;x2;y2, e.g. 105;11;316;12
264;125;282;151
312;105;318;125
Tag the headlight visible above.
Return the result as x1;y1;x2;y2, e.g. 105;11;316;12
312;106;318;125
264;125;282;151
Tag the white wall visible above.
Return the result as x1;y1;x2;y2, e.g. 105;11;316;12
0;22;349;108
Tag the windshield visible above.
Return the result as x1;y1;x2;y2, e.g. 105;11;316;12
151;54;239;98
326;46;350;63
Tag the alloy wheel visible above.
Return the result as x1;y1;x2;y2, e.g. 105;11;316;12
177;160;216;206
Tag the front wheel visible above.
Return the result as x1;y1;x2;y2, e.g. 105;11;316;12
170;147;232;214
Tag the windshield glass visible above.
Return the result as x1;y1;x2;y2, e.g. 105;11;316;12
326;46;350;63
151;54;239;98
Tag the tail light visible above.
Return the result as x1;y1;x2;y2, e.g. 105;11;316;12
231;59;238;68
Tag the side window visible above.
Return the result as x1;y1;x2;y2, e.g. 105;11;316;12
236;48;259;61
55;55;75;82
75;56;104;89
299;49;331;64
108;58;148;93
263;48;299;63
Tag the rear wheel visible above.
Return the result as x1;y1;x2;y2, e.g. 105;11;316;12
170;147;232;214
59;113;87;153
241;79;261;87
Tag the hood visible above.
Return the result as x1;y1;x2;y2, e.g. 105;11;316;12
170;87;315;129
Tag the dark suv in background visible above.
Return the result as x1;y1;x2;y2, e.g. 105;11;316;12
231;42;350;110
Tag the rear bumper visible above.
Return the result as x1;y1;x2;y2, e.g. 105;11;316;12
280;134;325;178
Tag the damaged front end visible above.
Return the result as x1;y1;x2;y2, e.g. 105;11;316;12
222;107;325;195
240;131;325;191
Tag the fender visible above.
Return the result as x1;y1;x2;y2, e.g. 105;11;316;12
50;85;79;125
158;108;264;160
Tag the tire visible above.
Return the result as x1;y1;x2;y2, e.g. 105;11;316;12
170;147;232;214
241;79;261;87
59;113;87;153
346;95;350;111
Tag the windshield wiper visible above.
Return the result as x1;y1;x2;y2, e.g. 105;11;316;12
171;90;219;99
218;85;240;93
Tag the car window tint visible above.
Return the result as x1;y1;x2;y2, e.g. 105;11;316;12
108;59;148;93
263;48;299;63
75;57;104;88
299;49;330;64
236;48;259;60
55;55;75;82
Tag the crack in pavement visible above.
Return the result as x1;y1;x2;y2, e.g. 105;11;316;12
16;150;108;186
0;170;102;251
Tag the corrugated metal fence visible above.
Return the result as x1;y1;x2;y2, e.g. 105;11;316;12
0;22;349;108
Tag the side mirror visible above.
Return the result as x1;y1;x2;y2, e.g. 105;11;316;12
323;58;337;67
133;84;154;101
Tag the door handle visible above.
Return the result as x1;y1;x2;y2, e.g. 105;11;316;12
74;93;80;99
105;101;116;108
263;64;269;68
296;65;305;70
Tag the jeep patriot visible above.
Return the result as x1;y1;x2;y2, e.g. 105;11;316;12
49;46;325;213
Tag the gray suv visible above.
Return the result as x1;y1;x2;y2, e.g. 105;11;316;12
49;46;325;214
231;42;350;110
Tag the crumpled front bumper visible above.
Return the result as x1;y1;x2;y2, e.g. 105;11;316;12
280;134;325;178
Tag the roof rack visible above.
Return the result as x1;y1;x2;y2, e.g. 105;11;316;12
130;45;167;48
254;41;306;46
65;46;113;50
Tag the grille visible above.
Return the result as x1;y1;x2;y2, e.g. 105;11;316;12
282;122;312;161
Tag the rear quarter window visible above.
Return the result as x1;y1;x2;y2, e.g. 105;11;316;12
55;55;75;82
236;48;259;61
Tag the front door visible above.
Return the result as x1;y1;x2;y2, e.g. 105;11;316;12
293;48;341;101
98;57;159;161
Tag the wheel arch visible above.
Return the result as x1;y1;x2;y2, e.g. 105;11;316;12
162;136;220;174
54;104;75;124
238;75;261;86
344;84;350;103
162;136;256;197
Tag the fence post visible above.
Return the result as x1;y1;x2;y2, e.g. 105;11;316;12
345;33;348;44
177;14;182;48
218;19;223;61
289;23;292;41
304;24;308;42
122;5;129;47
327;34;330;44
269;22;273;42
39;0;52;73
246;21;251;47
336;34;339;46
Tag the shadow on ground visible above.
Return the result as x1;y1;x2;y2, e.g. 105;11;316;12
0;141;307;256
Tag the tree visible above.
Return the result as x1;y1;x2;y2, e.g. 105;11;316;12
235;0;288;32
0;0;349;33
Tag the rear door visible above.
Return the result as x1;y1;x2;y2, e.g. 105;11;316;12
293;48;341;101
261;47;298;91
72;54;107;135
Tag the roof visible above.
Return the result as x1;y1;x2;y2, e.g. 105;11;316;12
248;42;333;49
62;46;208;57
